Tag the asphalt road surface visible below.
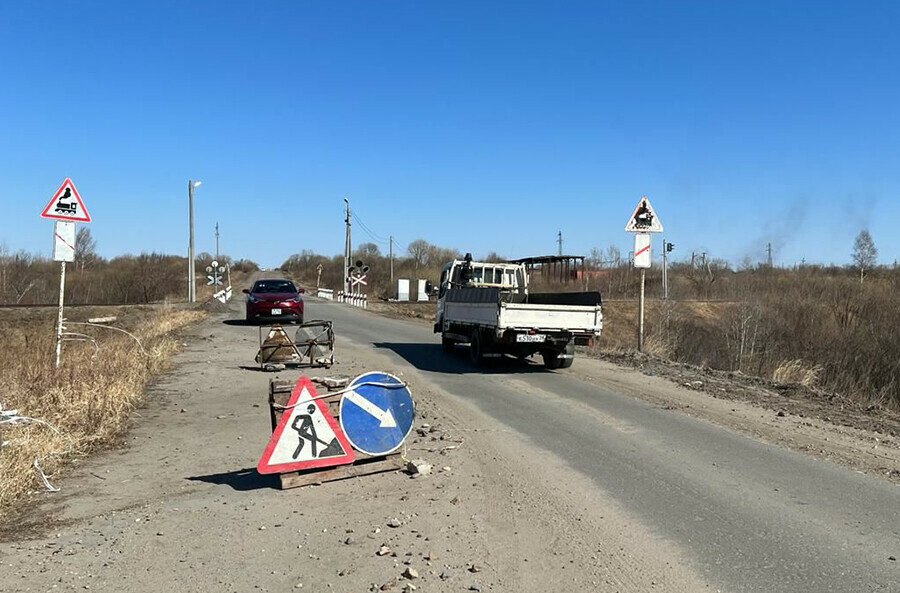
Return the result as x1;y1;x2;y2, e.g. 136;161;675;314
318;298;899;593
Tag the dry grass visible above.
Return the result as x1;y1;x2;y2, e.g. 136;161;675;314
0;306;204;519
773;360;823;388
591;270;900;410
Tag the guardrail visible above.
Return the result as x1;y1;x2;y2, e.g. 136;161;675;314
337;291;367;308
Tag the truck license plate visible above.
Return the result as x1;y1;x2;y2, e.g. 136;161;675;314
271;308;282;315
517;334;546;343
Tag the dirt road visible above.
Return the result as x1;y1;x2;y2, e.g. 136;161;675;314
2;295;898;592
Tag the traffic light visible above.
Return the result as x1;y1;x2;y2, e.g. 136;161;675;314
666;242;675;252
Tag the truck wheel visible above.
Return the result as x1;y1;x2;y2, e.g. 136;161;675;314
541;348;563;370
558;342;575;369
469;331;484;366
442;334;455;353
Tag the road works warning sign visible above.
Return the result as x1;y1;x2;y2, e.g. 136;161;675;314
257;376;355;474
41;178;91;222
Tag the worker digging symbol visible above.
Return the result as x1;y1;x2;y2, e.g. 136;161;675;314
634;200;653;229
54;188;77;215
290;404;345;459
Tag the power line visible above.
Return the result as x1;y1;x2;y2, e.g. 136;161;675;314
341;201;412;254
355;220;390;246
351;211;389;245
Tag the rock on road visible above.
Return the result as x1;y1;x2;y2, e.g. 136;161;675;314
1;294;898;593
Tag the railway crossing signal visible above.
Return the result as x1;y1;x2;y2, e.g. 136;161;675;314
348;260;370;294
206;260;226;286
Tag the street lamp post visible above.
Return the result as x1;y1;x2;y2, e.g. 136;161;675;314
188;180;202;302
344;197;351;296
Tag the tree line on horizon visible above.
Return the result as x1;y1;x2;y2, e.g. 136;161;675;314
0;229;888;306
0;228;260;306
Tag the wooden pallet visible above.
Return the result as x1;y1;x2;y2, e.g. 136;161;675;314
269;379;403;489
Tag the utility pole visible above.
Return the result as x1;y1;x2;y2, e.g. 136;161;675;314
766;242;773;267
215;222;220;264
187;180;201;303
389;235;394;284
557;231;563;256
662;237;668;300
662;240;674;299
344;198;351;295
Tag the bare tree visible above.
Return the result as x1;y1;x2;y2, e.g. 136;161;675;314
852;229;877;283
428;245;460;267
8;251;38;303
75;227;98;273
356;242;381;257
407;239;430;269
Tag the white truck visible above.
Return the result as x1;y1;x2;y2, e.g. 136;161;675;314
434;256;602;369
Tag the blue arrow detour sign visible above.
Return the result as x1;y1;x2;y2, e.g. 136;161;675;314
339;372;415;456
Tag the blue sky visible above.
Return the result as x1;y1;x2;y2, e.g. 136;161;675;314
2;1;897;268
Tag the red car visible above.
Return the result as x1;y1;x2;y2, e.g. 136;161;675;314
243;279;304;324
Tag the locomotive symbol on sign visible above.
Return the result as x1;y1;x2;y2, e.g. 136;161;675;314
54;188;78;215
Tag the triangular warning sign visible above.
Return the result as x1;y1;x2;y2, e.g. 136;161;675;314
255;325;301;364
257;376;355;474
41;178;91;222
624;195;663;233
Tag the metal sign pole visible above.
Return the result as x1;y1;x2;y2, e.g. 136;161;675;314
662;237;668;299
55;261;66;368
638;268;645;353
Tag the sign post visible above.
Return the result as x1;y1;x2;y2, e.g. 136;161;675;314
51;221;76;368
625;196;663;353
42;179;91;368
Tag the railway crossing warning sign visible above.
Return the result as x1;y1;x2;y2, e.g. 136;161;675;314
339;372;415;456
624;195;662;233
257;376;355;474
41;178;92;222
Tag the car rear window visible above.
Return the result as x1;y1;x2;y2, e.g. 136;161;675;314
253;280;297;294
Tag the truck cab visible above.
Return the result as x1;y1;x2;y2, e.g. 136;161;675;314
436;258;526;330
